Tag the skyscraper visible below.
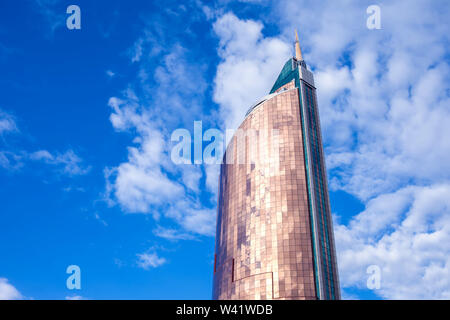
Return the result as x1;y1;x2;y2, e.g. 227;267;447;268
212;31;340;300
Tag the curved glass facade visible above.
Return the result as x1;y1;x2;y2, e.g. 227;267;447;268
212;57;340;300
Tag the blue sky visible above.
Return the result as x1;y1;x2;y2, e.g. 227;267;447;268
1;0;449;300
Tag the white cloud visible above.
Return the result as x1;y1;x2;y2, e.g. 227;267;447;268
65;295;85;300
130;38;144;63
181;166;202;193
94;212;108;227
106;70;116;78
0;149;89;176
114;161;183;214
29;149;91;176
0;109;17;135
107;97;184;215
63;186;86;193
106;128;217;234
153;225;196;241
0;151;23;171
137;252;167;269
0;278;22;300
205;164;220;196
213;12;291;130
235;0;266;3
165;202;216;236
29;150;53;161
336;184;450;299
0;110;89;176
105;28;216;236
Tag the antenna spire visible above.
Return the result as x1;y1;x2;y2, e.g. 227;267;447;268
295;29;303;61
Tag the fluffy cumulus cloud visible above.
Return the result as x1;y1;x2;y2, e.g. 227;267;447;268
137;252;167;270
105;7;216;238
0;278;22;300
106;100;184;214
0;109;17;135
211;0;450;299
336;184;450;299
213;13;291;130
106;91;216;236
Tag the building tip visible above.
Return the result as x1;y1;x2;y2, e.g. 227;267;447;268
294;29;303;61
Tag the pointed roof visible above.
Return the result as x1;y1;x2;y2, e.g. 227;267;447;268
295;29;303;61
269;30;308;93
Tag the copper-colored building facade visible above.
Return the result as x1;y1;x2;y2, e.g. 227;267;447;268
213;34;340;300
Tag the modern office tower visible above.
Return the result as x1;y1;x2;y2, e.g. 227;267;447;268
212;31;340;300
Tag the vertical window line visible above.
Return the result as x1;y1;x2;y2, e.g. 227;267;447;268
231;258;235;282
214;254;217;273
